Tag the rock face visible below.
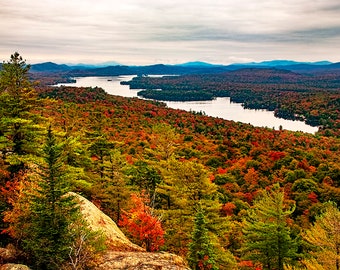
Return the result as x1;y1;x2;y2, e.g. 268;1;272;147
0;247;17;264
0;264;31;270
70;192;143;251
96;251;189;270
70;193;189;270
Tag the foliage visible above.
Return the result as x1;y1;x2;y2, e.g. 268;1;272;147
302;202;340;270
1;53;340;268
188;206;218;270
242;185;299;270
0;52;43;176
20;127;80;269
119;192;165;252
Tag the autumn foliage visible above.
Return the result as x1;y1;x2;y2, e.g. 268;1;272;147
119;193;165;252
1;53;340;269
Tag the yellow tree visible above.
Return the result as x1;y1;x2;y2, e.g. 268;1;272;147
147;123;178;161
303;202;340;270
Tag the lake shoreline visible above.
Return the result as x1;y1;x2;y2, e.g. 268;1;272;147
55;75;319;134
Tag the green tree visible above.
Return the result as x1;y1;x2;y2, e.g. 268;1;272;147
0;52;36;118
91;149;131;222
88;137;114;179
22;127;80;269
156;158;234;267
125;160;161;200
188;206;218;270
0;52;41;171
242;185;298;270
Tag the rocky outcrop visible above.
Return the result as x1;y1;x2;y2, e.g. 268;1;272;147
95;251;189;270
70;192;143;251
0;264;30;270
0;193;189;270
71;193;189;269
0;247;17;264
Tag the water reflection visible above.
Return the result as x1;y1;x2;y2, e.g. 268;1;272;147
56;76;319;133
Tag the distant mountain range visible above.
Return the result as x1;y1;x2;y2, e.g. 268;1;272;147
28;60;340;75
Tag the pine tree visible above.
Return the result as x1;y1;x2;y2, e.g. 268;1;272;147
242;185;298;270
91;149;132;223
0;52;36;118
188;206;218;270
22;126;80;269
0;52;41;171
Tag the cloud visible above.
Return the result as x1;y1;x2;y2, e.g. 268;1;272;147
1;0;340;64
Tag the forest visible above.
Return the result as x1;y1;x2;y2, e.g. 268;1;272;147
1;53;340;269
126;69;340;137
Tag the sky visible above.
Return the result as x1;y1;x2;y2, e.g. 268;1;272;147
1;0;340;65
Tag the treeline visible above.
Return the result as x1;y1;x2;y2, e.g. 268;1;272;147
1;53;340;269
138;89;215;101
126;70;340;137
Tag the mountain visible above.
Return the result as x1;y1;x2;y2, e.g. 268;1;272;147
30;62;72;72
237;60;332;67
29;59;339;76
69;61;121;69
175;61;222;67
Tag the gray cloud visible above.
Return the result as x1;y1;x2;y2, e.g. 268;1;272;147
1;0;340;64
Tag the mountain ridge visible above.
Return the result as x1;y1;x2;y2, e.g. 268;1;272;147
27;59;340;75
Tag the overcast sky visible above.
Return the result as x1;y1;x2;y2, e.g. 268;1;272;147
1;0;340;65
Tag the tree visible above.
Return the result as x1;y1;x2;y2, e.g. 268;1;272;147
156;158;234;267
0;52;36;118
303;202;340;270
242;185;298;270
119;192;165;252
147;123;178;161
91;149;131;223
125;160;161;200
0;52;41;172
188;206;218;270
21;127;80;269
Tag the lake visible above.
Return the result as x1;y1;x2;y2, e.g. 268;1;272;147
56;75;319;134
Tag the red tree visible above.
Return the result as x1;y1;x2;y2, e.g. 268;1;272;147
119;193;165;251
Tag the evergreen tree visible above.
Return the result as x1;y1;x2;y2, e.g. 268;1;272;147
242;185;298;270
22;127;80;269
0;52;41;171
125;160;161;201
0;52;36;118
91;149;131;223
188;206;218;270
156;158;220;252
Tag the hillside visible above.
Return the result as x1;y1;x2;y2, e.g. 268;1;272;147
1;54;340;269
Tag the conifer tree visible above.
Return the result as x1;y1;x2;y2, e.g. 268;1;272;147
0;52;41;171
188;206;218;270
242;185;298;270
92;149;131;222
22;126;80;269
303;202;340;270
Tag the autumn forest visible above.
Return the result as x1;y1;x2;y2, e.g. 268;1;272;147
1;53;340;269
